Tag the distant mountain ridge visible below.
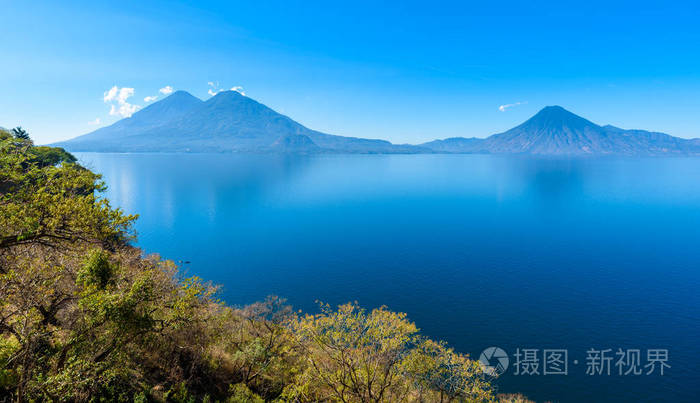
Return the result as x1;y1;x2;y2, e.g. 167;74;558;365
61;91;204;148
54;93;699;156
54;90;424;154
422;106;700;156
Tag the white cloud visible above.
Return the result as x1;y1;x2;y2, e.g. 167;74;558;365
103;86;119;102
207;81;220;96
230;86;246;96
118;87;134;103
499;101;526;112
103;86;141;118
145;87;170;103
109;103;140;118
207;82;245;96
88;118;101;125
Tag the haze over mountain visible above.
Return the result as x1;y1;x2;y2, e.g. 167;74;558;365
423;106;700;155
54;92;699;156
54;90;421;153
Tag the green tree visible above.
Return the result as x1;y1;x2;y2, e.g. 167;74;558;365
0;129;134;250
401;339;493;402
283;302;490;403
11;127;30;141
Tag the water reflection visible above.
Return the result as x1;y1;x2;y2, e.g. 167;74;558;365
75;153;700;403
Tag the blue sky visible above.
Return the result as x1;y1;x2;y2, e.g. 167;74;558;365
2;0;700;144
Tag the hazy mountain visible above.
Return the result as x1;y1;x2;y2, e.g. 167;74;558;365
54;98;698;156
422;106;700;155
420;137;483;153
56;91;203;151
54;90;424;153
270;133;320;153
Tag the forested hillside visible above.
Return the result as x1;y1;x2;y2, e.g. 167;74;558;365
0;128;529;402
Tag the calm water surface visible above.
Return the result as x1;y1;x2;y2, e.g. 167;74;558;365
76;153;700;402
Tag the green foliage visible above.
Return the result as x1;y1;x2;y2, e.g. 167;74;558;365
0;128;12;141
227;383;265;403
496;394;536;403
11;126;30;140
163;382;197;403
29;145;78;167
285;302;419;402
0;130;136;249
78;249;115;289
0;130;518;402
0;336;19;393
402;339;493;402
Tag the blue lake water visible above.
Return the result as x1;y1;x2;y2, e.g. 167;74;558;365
75;153;700;402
